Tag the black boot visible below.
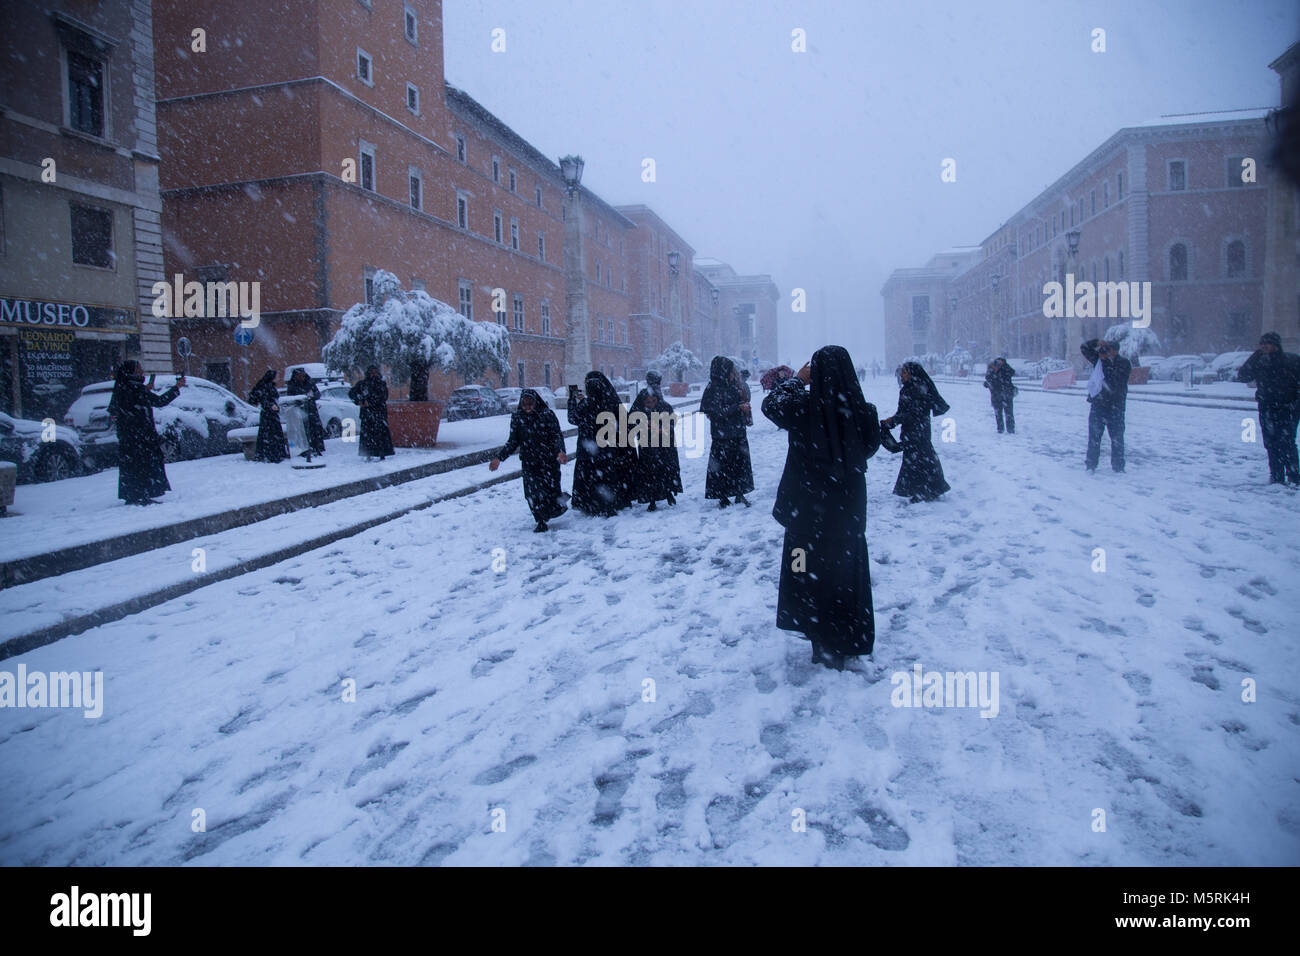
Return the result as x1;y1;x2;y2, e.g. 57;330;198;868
533;521;548;532
735;493;751;507
666;492;676;506
718;497;731;508
647;501;657;512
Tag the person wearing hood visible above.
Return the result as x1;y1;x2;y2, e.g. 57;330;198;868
1237;331;1300;485
286;368;327;456
763;345;882;670
700;355;755;507
107;360;184;505
630;370;682;510
248;369;289;463
881;361;951;501
490;389;570;531
349;365;396;461
983;357;1017;434
567;370;636;516
1081;338;1131;473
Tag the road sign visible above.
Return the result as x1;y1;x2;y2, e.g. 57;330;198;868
234;325;254;346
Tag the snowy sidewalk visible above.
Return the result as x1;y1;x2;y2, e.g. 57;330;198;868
0;382;1296;865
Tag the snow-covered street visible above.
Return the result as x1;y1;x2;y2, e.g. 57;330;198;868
1;378;1297;866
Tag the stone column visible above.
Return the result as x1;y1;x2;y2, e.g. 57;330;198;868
562;189;591;386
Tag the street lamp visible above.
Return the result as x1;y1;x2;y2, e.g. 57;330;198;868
711;287;721;356
1066;229;1082;369
667;250;682;348
990;273;1000;359
559;154;591;386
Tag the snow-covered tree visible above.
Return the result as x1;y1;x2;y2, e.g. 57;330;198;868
323;271;509;400
652;341;703;382
1103;324;1161;366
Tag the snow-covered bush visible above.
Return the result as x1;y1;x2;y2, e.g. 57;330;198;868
1103;324;1161;366
323;271;509;400
651;341;702;382
1022;357;1071;378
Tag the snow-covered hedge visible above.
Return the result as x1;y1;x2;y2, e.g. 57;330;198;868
323;271;509;393
1103;324;1161;366
651;341;702;381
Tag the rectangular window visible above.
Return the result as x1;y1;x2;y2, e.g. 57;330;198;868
513;294;524;331
1090;190;1096;215
1227;156;1247;187
494;210;503;244
458;280;473;320
596;316;603;342
456;192;468;229
1118;250;1125;279
359;142;375;191
911;295;930;331
1168;160;1186;191
404;4;418;44
70;203;113;268
536;185;543;208
1118;172;1125;198
537;232;546;262
508;168;517;193
357;48;373;85
456;134;466;163
408;167;422;210
510;217;519;251
540;300;551;336
492;156;500;184
406;83;419;114
67;50;105;137
596;262;601;283
1103;180;1109;207
495;300;507;325
517;361;525;387
544;362;552;387
364;267;377;305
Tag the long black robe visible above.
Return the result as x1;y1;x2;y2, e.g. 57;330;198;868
700;357;754;499
349;376;396;458
286;377;327;454
248;376;289;463
109;377;180;503
762;347;881;656
498;390;568;523
889;373;950;500
567;372;636;515
1237;347;1300;484
630;388;682;503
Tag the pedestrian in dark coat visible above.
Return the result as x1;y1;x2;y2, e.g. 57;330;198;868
701;355;754;507
630;374;682;510
107;360;183;505
1237;331;1300;485
881;361;951;501
248;369;289;463
490;389;570;531
567;370;636;516
1081;338;1131;473
286;368;327;455
983;357;1017;433
349;365;396;460
763;345;881;669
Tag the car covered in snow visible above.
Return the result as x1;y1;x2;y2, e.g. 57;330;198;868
66;375;260;468
306;382;362;438
1148;354;1207;381
495;387;559;412
0;411;86;483
444;385;509;421
1203;351;1255;382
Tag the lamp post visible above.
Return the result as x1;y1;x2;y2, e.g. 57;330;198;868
560;154;591;386
990;273;1000;360
1065;229;1082;371
711;287;720;357
667;249;683;351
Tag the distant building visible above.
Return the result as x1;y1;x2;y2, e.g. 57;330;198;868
0;0;167;419
880;248;980;369
694;258;780;372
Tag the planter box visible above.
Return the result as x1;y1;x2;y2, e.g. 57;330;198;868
1041;369;1077;389
388;400;444;448
667;382;689;397
1128;366;1151;385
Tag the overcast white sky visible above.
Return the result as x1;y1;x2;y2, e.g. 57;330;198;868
443;0;1299;366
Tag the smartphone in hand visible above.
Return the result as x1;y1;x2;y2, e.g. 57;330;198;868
148;373;157;388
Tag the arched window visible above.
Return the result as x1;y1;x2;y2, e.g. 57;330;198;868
1226;240;1246;278
1169;243;1188;281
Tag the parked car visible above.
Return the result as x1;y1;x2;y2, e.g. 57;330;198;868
1203;351;1254;382
444;385;508;421
496;387;524;412
66;375;259;467
312;382;362;437
1149;354;1206;381
0;411;86;483
530;386;558;409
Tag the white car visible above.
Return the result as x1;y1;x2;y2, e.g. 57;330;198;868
1150;354;1206;381
66;375;259;466
1204;351;1254;382
0;411;85;483
314;383;362;437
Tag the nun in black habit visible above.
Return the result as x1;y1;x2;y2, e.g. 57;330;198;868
881;361;951;502
630;371;682;510
107;360;183;505
700;355;754;507
762;345;881;669
567;370;637;516
348;365;396;460
286;368;327;455
490;389;570;532
248;369;290;463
